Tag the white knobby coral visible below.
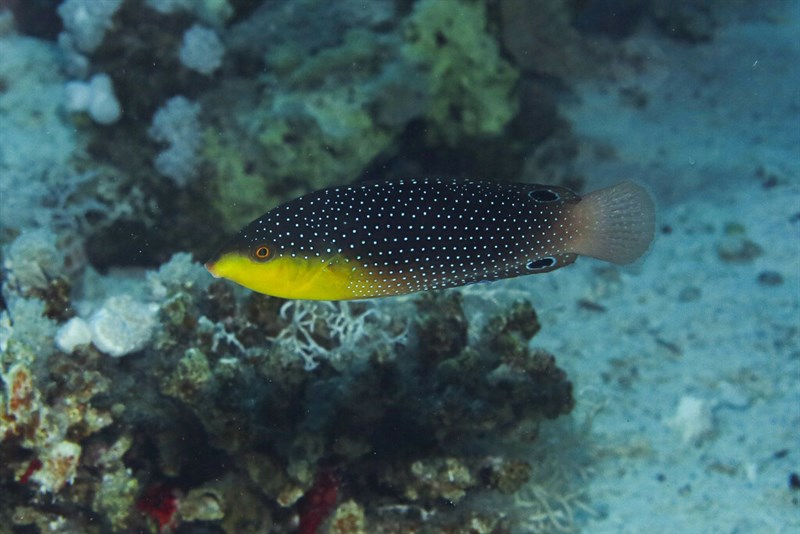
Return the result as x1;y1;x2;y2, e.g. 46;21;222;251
148;96;203;186
57;0;124;53
55;317;92;354
64;73;122;124
180;25;225;75
88;295;158;357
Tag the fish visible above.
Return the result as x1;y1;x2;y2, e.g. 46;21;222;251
205;178;655;300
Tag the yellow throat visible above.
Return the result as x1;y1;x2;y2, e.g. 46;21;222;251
205;253;369;300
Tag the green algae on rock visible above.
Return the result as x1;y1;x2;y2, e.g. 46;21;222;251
402;0;519;145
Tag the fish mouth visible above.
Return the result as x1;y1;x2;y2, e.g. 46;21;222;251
204;260;221;278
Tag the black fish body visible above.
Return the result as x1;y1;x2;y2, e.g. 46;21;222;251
205;178;655;300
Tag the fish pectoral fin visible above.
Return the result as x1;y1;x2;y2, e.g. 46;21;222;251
322;254;351;273
317;255;359;289
295;254;357;300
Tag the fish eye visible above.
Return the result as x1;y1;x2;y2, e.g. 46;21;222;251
528;189;560;202
526;257;557;270
252;245;271;261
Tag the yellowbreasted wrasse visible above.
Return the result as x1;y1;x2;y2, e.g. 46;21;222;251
205;178;655;300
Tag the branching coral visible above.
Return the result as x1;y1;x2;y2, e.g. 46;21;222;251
272;300;408;370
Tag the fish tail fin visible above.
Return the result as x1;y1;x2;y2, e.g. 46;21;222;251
568;182;655;264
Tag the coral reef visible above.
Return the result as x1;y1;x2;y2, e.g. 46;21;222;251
1;248;576;531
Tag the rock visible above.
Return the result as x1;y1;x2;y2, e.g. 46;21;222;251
55;317;92;353
89;295;158;357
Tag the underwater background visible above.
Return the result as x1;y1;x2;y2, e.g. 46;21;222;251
0;0;798;532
